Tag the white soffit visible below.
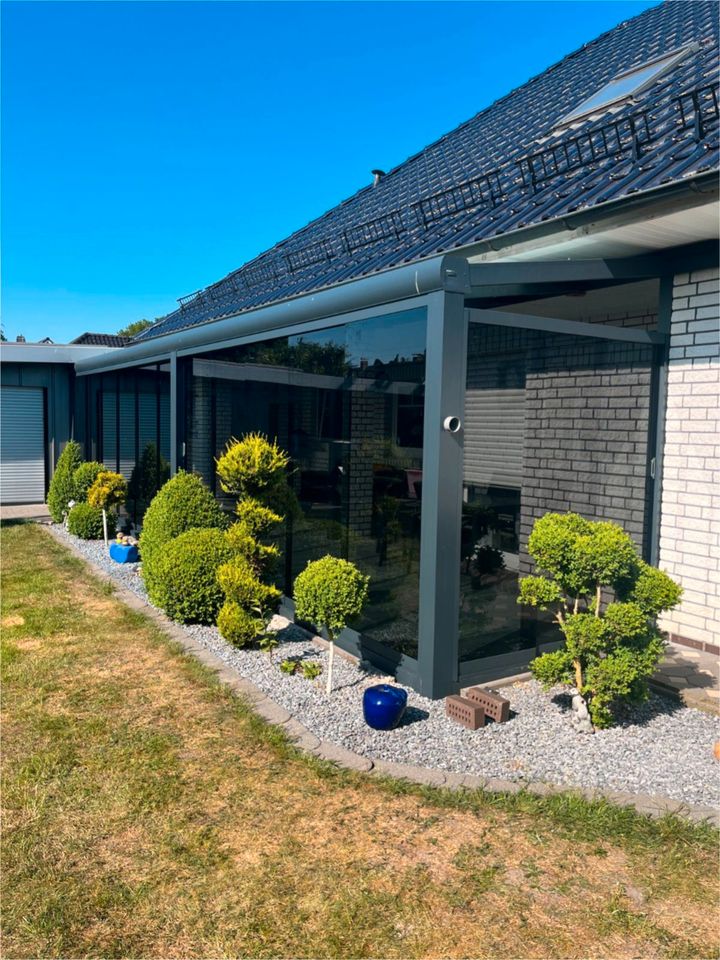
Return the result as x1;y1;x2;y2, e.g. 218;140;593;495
469;199;719;263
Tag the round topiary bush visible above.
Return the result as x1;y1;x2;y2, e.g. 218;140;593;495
139;471;227;594
148;527;233;623
67;502;116;540
72;461;105;502
47;440;83;522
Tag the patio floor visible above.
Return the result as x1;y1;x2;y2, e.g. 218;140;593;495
654;643;720;715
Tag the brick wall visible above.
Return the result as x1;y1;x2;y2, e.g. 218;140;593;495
659;267;720;650
520;334;654;569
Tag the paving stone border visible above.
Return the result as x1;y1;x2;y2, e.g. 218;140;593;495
46;526;720;828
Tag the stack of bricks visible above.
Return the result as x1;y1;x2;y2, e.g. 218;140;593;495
659;267;720;654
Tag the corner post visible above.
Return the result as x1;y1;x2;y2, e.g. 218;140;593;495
170;352;186;474
417;290;467;698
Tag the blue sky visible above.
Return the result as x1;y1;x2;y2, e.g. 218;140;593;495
1;0;658;343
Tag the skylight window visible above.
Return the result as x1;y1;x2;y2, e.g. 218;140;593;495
559;45;696;125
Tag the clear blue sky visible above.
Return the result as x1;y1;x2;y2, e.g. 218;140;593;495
1;0;658;343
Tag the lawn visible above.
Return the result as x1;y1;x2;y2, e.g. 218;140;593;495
1;522;718;960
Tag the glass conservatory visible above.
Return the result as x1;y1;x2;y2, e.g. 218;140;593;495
76;253;669;698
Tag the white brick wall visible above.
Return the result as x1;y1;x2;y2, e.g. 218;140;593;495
659;266;720;648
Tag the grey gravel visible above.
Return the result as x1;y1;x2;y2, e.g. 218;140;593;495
55;526;720;808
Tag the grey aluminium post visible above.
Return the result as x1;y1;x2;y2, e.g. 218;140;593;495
416;290;467;699
169;352;179;474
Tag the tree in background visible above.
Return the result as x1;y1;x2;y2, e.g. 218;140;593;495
117;318;154;338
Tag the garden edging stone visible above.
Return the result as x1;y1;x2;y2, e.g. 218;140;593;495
45;525;720;827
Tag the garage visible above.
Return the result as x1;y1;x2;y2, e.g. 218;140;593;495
1;386;47;504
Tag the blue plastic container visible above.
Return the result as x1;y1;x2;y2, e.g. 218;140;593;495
109;541;139;564
363;683;408;730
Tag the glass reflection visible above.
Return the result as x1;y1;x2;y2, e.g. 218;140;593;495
186;308;427;659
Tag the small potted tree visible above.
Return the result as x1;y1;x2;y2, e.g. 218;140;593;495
293;555;369;695
88;471;128;550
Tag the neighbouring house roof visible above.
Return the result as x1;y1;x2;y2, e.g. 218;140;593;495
138;0;719;343
71;332;132;347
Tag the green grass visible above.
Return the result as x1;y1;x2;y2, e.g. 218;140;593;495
1;522;718;959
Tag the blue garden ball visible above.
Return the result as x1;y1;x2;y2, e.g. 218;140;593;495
363;683;408;730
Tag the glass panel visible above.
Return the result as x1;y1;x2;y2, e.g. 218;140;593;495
186;308;427;660
96;366;171;525
459;322;654;664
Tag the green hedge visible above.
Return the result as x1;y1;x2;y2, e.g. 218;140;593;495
148;527;233;623
67;502;116;540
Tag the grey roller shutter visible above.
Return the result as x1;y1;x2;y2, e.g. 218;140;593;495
463;387;525;490
1;386;46;503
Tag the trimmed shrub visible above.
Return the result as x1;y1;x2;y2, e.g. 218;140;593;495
149;527;233;623
72;461;104;503
217;600;265;647
67;502;116;540
139;471;227;594
216;433;299;519
293;555;369;693
87;471;127;511
521;512;682;729
47;440;83;522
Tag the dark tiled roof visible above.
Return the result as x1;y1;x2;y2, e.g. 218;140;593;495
139;1;719;342
71;332;132;347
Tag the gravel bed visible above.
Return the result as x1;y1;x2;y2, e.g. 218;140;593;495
55;526;720;807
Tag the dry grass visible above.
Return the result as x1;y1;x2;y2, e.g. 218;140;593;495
1;522;718;959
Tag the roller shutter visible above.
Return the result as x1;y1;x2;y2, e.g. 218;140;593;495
463;387;525;490
1;386;46;503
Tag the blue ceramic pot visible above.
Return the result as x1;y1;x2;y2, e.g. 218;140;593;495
109;542;139;564
363;683;408;730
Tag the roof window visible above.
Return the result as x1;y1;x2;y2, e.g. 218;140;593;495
558;45;696;125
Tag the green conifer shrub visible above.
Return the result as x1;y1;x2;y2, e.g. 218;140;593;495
127;442;171;519
71;461;105;503
149;528;233;623
47;440;82;522
520;512;682;728
214;435;294;649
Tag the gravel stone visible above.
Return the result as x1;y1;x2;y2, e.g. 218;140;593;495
53;526;720;809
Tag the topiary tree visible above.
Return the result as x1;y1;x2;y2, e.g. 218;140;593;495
214;435;295;649
519;512;682;729
72;461;105;503
293;555;369;694
127;442;171;520
149;528;233;623
47;440;83;522
88;471;127;546
139;471;227;597
67;502;116;540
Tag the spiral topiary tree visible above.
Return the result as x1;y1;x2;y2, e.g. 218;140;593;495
47;440;83;522
519;512;682;729
214;435;293;647
293;555;369;694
